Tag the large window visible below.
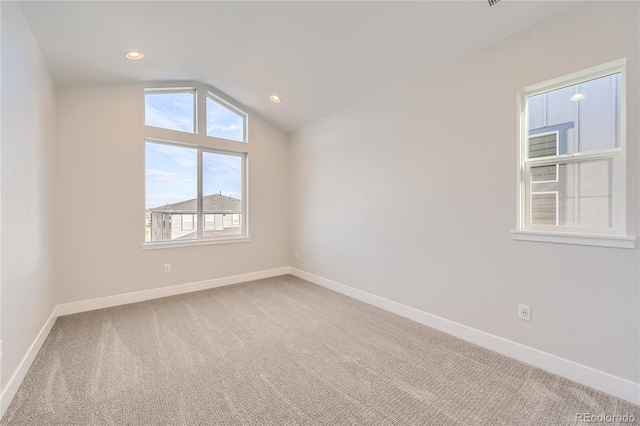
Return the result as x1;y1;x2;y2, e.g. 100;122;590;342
144;86;248;247
512;59;634;248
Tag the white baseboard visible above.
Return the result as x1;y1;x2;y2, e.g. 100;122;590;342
57;267;290;316
3;266;637;421
1;307;58;417
289;267;640;405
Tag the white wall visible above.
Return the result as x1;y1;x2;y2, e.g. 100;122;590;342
0;2;58;390
290;1;640;384
55;83;290;304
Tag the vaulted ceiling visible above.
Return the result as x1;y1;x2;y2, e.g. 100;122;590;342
18;1;579;132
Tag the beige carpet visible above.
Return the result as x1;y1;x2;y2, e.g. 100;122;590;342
2;275;638;425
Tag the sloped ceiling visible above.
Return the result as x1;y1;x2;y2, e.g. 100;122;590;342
18;1;579;132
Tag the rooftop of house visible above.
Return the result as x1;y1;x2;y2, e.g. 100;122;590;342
147;193;241;214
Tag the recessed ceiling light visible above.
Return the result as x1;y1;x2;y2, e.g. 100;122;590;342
125;51;144;60
269;95;282;103
570;93;585;101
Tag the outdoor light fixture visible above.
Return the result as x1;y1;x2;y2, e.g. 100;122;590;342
125;51;144;60
269;95;282;103
570;93;586;101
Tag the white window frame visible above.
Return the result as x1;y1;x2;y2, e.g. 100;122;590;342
144;87;197;134
511;58;635;249
142;84;250;250
206;92;248;143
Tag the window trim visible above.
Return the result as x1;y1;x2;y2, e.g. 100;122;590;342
513;58;635;248
510;230;635;249
141;236;251;250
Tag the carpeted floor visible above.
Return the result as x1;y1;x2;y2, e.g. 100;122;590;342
2;275;638;425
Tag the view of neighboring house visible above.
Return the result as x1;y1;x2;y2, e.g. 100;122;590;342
146;192;242;242
527;73;619;228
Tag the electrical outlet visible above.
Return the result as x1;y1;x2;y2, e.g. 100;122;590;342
518;304;531;321
164;263;171;273
295;250;299;259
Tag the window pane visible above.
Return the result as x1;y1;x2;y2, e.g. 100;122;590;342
145;142;197;242
206;97;245;142
145;91;195;133
527;73;621;155
530;159;611;228
202;152;243;237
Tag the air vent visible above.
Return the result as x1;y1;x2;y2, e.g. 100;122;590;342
487;0;501;6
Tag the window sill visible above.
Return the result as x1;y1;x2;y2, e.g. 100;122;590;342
510;230;635;249
141;237;251;250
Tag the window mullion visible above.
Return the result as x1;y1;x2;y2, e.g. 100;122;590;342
612;152;625;233
243;154;248;237
523;162;531;229
197;148;203;239
525;150;619;168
